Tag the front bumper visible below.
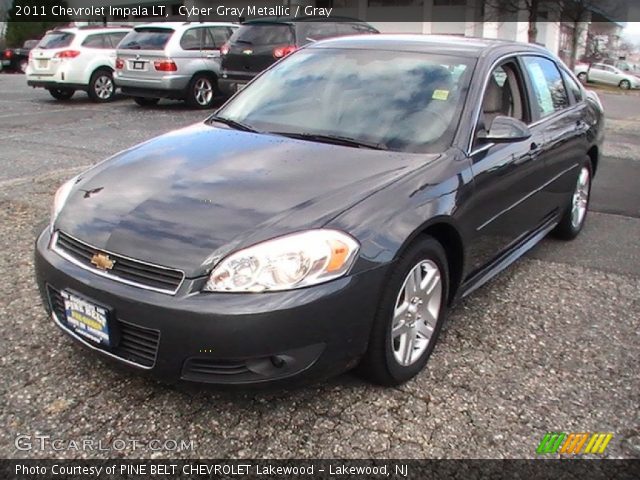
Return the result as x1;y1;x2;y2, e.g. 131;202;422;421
35;229;388;387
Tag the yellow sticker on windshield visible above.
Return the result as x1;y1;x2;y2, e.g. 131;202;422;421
432;89;449;101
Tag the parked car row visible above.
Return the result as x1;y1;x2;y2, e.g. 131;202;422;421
22;18;378;107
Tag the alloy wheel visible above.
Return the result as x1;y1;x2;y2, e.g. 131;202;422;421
571;166;590;229
194;78;214;106
94;75;114;100
620;80;631;90
391;259;442;367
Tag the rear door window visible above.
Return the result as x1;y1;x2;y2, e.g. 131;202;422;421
208;27;234;48
108;32;128;48
180;28;203;50
119;28;174;50
522;56;570;118
232;24;294;46
38;32;75;49
561;70;583;103
82;34;109;49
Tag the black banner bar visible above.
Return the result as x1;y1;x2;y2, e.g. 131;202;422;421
1;460;640;480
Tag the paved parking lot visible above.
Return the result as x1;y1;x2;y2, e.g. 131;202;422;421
0;74;638;459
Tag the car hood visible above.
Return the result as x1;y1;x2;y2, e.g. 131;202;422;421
56;123;436;277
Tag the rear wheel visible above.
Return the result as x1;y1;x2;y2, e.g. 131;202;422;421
88;69;115;102
133;97;160;107
552;161;592;240
186;74;216;109
48;88;75;101
358;236;449;386
619;79;631;90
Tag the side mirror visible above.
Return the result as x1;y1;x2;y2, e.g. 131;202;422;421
477;116;531;144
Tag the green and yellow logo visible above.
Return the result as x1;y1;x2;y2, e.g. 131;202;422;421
536;432;613;455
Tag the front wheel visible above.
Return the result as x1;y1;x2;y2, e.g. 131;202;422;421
552;162;592;240
88;69;116;102
48;88;75;100
133;97;160;107
358;237;449;386
619;79;631;90
186;74;216;109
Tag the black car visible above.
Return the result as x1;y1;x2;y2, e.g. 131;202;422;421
35;35;603;387
218;17;378;95
2;39;38;73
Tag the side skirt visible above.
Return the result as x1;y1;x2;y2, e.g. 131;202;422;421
457;214;559;300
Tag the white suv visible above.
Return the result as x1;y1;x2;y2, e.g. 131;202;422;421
26;26;131;102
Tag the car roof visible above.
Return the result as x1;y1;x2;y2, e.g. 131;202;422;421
243;16;370;25
52;26;132;34
134;22;238;30
310;34;550;58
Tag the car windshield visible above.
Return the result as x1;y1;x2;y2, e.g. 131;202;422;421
216;48;474;153
231;24;294;45
37;32;74;49
119;28;174;50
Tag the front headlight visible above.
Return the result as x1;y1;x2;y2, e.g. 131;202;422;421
204;229;360;292
50;176;77;232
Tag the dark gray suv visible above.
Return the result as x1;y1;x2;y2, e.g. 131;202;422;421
219;17;378;96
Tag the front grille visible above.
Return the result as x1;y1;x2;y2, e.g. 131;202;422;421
47;286;160;368
54;231;184;294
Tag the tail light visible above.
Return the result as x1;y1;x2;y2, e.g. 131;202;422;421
273;45;296;59
4;49;12;59
115;58;124;70
220;43;229;56
54;50;80;59
154;60;177;72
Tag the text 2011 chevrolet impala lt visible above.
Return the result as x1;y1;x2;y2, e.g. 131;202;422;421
35;36;604;386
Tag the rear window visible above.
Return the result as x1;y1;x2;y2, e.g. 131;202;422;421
119;28;174;50
231;24;294;45
37;32;75;49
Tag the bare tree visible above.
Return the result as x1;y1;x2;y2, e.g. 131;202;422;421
483;0;559;44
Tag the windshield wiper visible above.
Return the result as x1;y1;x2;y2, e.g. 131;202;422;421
270;132;388;150
208;115;258;133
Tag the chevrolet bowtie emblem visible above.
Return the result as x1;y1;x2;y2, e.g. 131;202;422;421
242;49;253;55
91;252;115;271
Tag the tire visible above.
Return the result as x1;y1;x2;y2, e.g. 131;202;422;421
577;72;587;83
48;88;75;101
19;59;28;74
133;97;160;107
552;160;592;240
88;69;116;102
186;74;216;109
619;79;631;90
357;236;449;386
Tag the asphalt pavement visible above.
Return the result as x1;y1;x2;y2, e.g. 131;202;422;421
0;74;638;459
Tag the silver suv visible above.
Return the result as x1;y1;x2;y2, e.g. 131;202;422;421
115;22;238;108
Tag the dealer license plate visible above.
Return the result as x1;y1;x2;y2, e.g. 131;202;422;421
1;60;10;66
62;291;111;346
